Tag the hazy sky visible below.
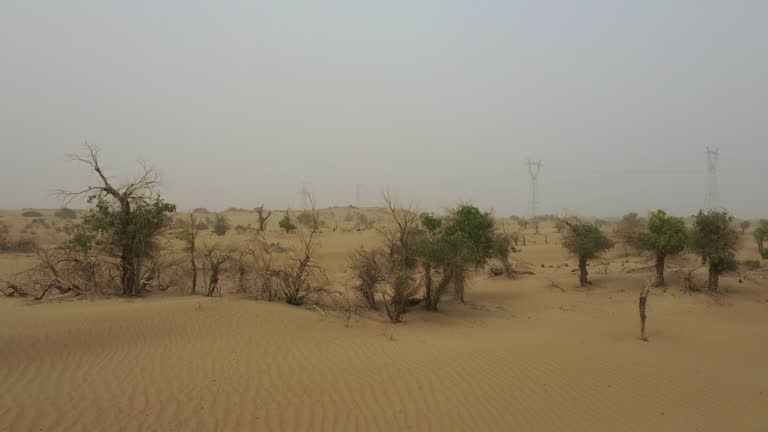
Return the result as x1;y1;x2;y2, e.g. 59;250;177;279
1;1;766;217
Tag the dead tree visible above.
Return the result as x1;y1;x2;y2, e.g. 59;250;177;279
639;280;651;341
381;192;420;270
348;247;385;309
254;205;272;232
28;247;86;299
1;280;28;297
262;195;330;305
203;244;235;297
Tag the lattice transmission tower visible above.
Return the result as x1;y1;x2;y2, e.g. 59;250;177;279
527;160;543;218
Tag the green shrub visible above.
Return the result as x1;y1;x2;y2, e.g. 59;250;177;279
279;213;297;234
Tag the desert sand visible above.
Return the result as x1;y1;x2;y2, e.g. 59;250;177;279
1;209;768;431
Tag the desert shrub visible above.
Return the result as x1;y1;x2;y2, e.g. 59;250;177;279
22;210;43;218
195;221;210;231
690;210;739;291
212;213;231;236
54;208;78;219
562;220;614;286
296;210;315;228
343;212;354;223
491;233;516;277
193;207;210;214
12;236;40;252
348;247;386;309
638;210;688;287
279;213;297;233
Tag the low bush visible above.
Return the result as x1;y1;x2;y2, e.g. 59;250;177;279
54;208;78;219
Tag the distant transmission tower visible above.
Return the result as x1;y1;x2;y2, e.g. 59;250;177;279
704;147;720;210
526;160;543;218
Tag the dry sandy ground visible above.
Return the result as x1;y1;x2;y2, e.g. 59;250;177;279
1;212;768;431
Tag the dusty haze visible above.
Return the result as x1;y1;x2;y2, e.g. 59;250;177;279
1;1;766;216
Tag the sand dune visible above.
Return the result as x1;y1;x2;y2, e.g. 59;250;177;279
2;273;768;431
2;211;768;431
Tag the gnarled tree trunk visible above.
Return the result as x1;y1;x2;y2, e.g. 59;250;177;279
578;256;589;287
654;254;666;287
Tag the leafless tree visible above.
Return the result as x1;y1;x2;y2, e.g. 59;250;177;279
380;192;420;270
258;195;330;305
203;244;236;296
181;212;201;293
254;205;272;232
348;247;386;309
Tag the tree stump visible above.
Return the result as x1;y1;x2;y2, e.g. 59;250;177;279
639;281;650;341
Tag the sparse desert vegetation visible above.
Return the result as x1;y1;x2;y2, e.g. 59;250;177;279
0;148;768;430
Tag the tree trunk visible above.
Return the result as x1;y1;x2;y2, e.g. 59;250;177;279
639;283;650;341
701;255;707;265
454;266;466;303
191;259;198;294
654;254;666;287
427;268;453;312
208;269;220;296
707;266;719;291
424;263;433;311
578;256;589;287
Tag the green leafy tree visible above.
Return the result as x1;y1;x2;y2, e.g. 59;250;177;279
753;219;768;257
417;204;495;310
690;210;739;291
279;212;297;234
638;210;688;286
562;221;614;286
